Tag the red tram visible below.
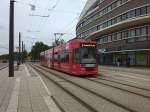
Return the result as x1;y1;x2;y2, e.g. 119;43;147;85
40;38;98;76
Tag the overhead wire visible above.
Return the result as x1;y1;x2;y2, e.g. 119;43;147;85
37;0;61;31
15;0;41;38
36;0;53;30
33;0;62;47
58;13;80;40
16;0;83;46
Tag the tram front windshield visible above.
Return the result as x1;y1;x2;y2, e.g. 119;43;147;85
80;48;96;64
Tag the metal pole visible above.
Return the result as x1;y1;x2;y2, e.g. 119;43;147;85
9;0;15;77
22;41;23;63
24;44;25;63
19;32;21;65
24;44;25;52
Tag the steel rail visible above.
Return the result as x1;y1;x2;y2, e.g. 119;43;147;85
31;65;98;112
86;77;150;99
32;64;136;112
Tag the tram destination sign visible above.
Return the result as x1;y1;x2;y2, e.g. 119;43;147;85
81;43;96;48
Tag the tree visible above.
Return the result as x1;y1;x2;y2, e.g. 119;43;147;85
30;42;51;60
22;50;28;62
0;52;22;61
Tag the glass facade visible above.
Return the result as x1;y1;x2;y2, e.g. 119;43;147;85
99;51;150;66
78;5;150;38
99;51;149;66
136;52;147;65
78;1;150;66
77;0;129;31
98;26;150;44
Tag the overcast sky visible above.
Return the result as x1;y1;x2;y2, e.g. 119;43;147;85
0;0;87;55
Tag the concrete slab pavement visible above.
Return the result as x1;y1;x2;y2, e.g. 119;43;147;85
0;65;61;112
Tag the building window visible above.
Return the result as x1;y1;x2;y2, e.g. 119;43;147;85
101;9;105;15
128;52;136;65
147;26;150;40
135;28;141;36
129;10;136;18
97;25;101;30
112;33;117;41
116;16;122;23
135;8;141;17
141;7;147;15
147;26;150;35
117;32;122;40
127;38;135;43
108;20;112;26
122;31;128;39
121;13;128;20
112;17;117;24
107;6;112;12
111;2;117;9
147;6;150;14
100;38;103;44
131;29;135;37
121;0;128;4
136;52;147;65
108;35;112;42
117;0;121;6
102;22;107;28
141;27;147;35
103;36;108;43
99;11;102;16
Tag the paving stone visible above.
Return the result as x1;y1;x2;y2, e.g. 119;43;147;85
0;65;61;112
18;108;32;112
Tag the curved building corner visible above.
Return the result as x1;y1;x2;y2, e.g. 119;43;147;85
77;0;150;67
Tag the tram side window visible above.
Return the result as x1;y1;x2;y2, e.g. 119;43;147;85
73;48;80;64
66;50;69;63
61;50;65;63
61;50;69;63
48;54;51;61
54;52;58;62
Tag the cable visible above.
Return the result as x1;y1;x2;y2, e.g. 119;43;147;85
37;0;61;32
25;0;51;38
57;13;79;41
58;15;78;32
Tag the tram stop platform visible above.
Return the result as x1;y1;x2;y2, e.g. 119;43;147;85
0;64;61;112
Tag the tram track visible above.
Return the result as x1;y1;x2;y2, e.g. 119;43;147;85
86;76;150;99
30;65;98;112
98;71;150;91
30;64;139;112
99;69;150;86
100;67;150;77
95;75;150;91
0;66;8;70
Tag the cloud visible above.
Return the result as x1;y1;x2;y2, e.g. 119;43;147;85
0;0;87;55
0;21;8;30
0;24;5;29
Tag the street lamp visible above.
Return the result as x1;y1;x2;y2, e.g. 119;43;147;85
16;46;19;66
9;0;15;77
